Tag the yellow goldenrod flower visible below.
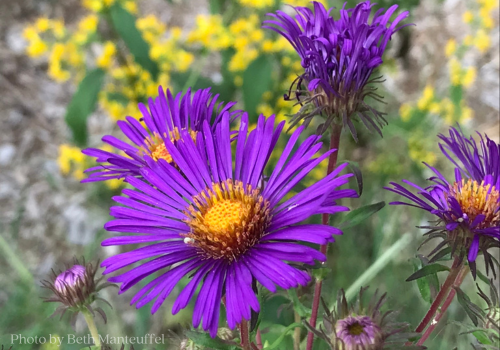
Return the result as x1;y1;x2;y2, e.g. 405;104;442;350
78;14;99;33
123;1;137;14
96;41;116;69
27;39;48;57
449;57;462;85
82;0;103;12
51;19;66;38
445;39;456;57
57;144;85;177
460;104;474;123
462;66;477;88
462;11;474;23
429;102;441;114
35;17;50;32
399;103;412;121
23;26;38;40
261;40;274;52
416;85;434;110
237;0;274;8
474;29;491;53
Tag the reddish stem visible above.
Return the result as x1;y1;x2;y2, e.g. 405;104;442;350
239;320;251;350
414;257;463;335
306;123;342;350
416;264;469;346
256;329;263;349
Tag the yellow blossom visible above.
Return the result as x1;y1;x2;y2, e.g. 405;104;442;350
399;103;412;121
57;144;85;177
35;18;50;32
449;57;462;85
462;11;474;23
51;20;66;38
23;26;38;40
238;0;274;8
462;66;476;88
257;103;274;117
460;104;474;123
445;39;456;57
124;1;137;14
474;30;490;53
97;41;116;69
429;102;441;114
417;85;434;110
78;14;99;33
27;39;48;57
261;40;274;52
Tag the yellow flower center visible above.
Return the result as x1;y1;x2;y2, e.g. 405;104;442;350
183;179;271;261
142;128;197;163
449;179;500;228
204;200;249;233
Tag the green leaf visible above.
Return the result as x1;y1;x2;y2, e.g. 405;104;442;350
242;55;273;121
287;289;311;318
109;3;159;80
65;68;105;147
185;330;239;350
406;263;450;281
263;322;302;350
413;260;431;304
339;201;385;230
473;330;493;345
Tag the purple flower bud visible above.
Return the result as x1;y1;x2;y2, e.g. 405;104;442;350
54;265;86;292
335;315;381;349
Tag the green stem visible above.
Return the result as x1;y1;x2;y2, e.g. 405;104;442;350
82;309;101;347
0;233;33;284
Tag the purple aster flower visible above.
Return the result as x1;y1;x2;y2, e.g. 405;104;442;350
42;258;116;327
385;126;500;278
82;86;243;182
264;1;410;139
305;287;422;350
100;113;357;337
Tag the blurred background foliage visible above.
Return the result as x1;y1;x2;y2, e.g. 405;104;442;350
0;0;499;349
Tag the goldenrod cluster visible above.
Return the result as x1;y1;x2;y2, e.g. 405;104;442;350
57;144;122;188
408;134;438;166
57;144;87;181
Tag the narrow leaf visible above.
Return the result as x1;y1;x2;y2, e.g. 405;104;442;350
263;322;302;350
406;263;450;281
109;3;159;80
339;201;385;230
242;55;273;121
65;68;105;147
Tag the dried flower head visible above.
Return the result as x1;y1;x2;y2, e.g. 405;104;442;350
264;1;410;139
386;126;500;278
82;87;243;182
100;113;356;337
306;287;423;350
42;258;116;327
